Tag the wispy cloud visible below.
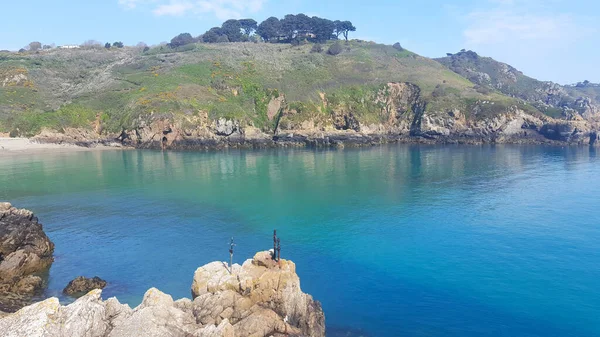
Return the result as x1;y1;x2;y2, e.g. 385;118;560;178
462;0;591;46
121;0;267;20
118;0;156;9
464;10;576;45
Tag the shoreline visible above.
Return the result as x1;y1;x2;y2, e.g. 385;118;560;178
0;138;127;156
1;133;596;157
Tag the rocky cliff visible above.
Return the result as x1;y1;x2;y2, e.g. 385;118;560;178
0;251;325;337
0;203;54;312
32;81;599;150
3;43;598;149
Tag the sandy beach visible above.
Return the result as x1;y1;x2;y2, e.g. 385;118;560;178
0;138;124;155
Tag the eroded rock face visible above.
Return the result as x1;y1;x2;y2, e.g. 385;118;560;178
63;276;108;297
191;251;325;337
0;251;326;337
0;203;54;312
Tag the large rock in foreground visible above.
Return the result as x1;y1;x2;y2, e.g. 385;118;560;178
191;251;325;337
0;203;54;312
0;251;325;337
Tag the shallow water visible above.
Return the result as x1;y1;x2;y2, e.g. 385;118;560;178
1;145;599;337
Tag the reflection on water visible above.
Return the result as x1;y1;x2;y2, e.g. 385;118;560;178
0;144;599;337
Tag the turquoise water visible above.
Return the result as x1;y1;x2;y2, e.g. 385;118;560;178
1;145;599;336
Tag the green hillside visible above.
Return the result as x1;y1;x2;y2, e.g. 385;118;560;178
0;41;536;137
435;50;600;118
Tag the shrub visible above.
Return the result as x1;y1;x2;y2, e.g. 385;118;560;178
216;35;230;43
432;85;446;98
474;85;491;95
327;42;343;56
311;44;323;53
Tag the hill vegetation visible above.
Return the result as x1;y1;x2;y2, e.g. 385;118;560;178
0;36;598;146
436;50;600;119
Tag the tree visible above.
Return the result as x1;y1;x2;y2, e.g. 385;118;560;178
113;41;124;48
337;21;356;41
280;14;298;40
333;21;343;39
216;35;230;43
295;14;312;37
311;17;335;42
136;42;148;49
105;43;111;49
257;17;281;42
170;33;194;48
221;19;243;42
28;41;42;52
393;42;404;51
202;27;223;43
43;45;52;50
239;19;258;36
143;46;150;52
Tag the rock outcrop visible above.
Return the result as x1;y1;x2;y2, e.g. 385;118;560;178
191;251;325;337
63;276;108;297
0;251;325;337
0;203;54;312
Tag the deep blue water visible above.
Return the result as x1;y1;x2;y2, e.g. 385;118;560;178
1;145;599;336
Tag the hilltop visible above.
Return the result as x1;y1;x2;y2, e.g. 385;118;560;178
0;41;599;148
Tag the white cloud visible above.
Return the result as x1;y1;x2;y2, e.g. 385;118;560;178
122;0;267;20
153;1;195;16
456;0;599;83
464;10;576;45
118;0;155;9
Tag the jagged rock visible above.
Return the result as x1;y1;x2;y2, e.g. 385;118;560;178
215;118;241;137
0;252;325;336
0;203;54;312
63;276;107;297
191;251;325;337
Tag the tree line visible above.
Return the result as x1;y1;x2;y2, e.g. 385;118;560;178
169;14;356;48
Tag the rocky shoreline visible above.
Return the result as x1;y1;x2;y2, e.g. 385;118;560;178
31;125;600;152
0;251;325;337
0;203;325;336
0;203;54;312
29;82;599;151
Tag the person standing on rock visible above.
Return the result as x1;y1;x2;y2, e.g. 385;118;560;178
273;230;278;261
229;237;235;274
277;238;281;265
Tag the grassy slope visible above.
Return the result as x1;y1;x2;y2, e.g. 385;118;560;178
435;51;600;118
0;42;534;136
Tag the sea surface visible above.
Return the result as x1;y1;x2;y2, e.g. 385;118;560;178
1;145;599;337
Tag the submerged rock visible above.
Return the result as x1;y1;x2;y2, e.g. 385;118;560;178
0;203;54;312
0;251;326;337
63;276;108;297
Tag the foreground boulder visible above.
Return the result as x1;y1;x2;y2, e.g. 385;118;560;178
64;276;108;297
0;203;54;312
0;251;325;337
191;251;325;337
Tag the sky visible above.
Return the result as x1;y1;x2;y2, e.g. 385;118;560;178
0;0;598;84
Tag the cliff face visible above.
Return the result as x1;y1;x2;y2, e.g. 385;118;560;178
32;81;598;149
0;251;325;337
0;203;54;312
436;51;600;122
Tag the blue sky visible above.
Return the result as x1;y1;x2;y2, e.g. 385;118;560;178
1;0;598;84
